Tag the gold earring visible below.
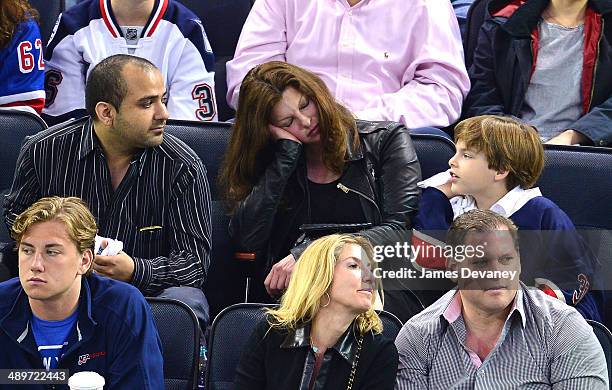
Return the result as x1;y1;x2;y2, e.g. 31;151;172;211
321;292;331;308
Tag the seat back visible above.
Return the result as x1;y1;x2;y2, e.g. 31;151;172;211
538;145;612;230
176;0;253;120
206;303;272;390
0;108;48;242
410;133;456;180
147;297;200;390
586;319;612;389
378;310;404;340
463;0;490;69
165;120;231;200
537;146;612;328
538;145;612;265
29;0;65;46
165;120;244;318
0;108;48;192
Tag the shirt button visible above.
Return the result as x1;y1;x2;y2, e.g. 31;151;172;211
348;10;353;16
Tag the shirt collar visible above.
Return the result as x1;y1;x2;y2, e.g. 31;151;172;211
78;117;97;160
419;171;542;218
441;285;527;328
280;321;360;364
489;186;542;217
78;118;149;177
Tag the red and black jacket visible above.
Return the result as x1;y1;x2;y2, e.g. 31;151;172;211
463;0;612;146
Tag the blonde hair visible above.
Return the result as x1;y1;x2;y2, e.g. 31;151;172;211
267;234;383;335
454;115;544;190
11;197;97;276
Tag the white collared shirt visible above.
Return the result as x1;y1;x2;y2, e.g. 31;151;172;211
418;170;543;219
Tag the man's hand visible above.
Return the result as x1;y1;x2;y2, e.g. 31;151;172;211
264;254;296;297
93;251;135;282
546;129;588;145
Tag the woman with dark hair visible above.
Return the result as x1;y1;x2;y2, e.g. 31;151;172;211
220;61;421;319
234;234;398;390
0;0;45;113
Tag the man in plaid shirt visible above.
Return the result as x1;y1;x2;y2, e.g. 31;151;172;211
395;210;607;389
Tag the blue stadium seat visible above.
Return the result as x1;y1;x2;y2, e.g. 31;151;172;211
147;297;200;390
0;108;47;193
537;145;612;330
0;108;47;243
206;303;270;390
538;145;612;230
537;145;612;268
165;120;244;319
410;133;456;180
586;319;612;390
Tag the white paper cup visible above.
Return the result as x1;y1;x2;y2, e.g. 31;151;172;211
68;371;105;390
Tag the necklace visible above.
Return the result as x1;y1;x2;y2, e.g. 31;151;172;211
542;9;584;28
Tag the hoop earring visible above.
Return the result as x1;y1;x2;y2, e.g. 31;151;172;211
321;292;331;308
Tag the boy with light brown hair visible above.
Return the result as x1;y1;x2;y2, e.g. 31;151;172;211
414;115;602;320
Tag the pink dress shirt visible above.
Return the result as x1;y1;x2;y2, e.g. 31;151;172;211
226;0;470;128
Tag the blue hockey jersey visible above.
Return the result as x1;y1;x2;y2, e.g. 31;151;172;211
0;18;45;113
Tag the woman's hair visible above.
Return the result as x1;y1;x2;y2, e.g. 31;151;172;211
267;234;383;335
454;115;545;190
0;0;39;48
220;61;358;211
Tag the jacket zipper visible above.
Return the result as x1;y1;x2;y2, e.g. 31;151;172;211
588;18;603;112
337;182;381;217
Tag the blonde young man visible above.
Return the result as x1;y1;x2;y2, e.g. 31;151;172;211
415;115;602;320
396;210;608;389
0;197;163;389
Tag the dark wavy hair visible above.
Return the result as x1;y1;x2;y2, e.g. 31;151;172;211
0;0;39;48
220;61;358;211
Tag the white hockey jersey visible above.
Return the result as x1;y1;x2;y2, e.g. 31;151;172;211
43;0;217;123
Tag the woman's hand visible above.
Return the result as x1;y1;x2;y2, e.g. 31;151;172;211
264;253;296;297
269;124;301;143
546;129;587;145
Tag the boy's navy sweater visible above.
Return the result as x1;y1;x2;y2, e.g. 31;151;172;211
416;187;603;321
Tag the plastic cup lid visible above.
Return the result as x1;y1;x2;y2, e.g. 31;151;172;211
67;371;105;389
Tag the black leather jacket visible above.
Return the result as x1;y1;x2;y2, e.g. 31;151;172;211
229;120;421;274
234;317;398;390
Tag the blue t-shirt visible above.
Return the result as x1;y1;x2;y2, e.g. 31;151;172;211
31;309;78;370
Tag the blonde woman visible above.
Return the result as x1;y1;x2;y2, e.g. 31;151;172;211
234;234;398;390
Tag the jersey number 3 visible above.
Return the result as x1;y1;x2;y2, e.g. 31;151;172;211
18;39;45;73
192;83;216;121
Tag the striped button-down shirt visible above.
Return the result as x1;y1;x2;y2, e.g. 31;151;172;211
4;118;212;295
395;284;608;389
